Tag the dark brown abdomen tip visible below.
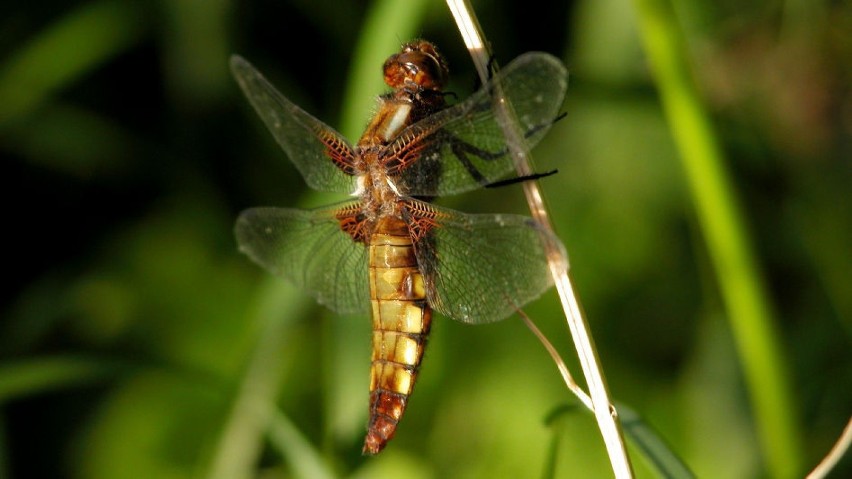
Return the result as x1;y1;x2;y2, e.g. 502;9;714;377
362;414;398;455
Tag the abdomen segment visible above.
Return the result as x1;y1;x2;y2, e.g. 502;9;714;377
363;217;432;455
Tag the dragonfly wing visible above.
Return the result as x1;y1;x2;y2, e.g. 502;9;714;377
391;52;568;197
235;202;370;315
231;55;360;194
404;199;565;324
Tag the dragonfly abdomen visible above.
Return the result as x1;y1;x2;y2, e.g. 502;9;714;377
364;217;432;455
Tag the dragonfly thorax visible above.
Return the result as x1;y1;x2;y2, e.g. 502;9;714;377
355;162;405;221
358;97;414;149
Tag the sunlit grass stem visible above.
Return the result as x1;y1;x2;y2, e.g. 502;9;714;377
446;1;634;477
805;416;852;479
630;0;804;476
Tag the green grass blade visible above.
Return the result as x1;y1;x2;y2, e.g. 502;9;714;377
204;280;312;479
619;403;694;479
266;408;336;479
629;0;804;476
0;356;123;402
0;0;147;127
338;0;431;139
545;403;694;478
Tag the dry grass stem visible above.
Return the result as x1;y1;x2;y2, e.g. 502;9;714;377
805;416;852;479
446;0;633;477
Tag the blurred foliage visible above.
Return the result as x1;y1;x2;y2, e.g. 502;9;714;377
1;0;849;478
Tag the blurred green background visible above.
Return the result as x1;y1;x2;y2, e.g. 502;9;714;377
1;0;849;477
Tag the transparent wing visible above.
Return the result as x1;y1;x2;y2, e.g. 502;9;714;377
406;199;565;323
391;52;568;197
231;55;359;193
235;202;369;315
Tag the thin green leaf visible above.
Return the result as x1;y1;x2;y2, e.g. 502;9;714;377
338;0;431;139
266;408;336;479
546;402;694;478
619;403;695;479
204;280;312;479
0;356;122;402
0;0;147;127
629;0;804;476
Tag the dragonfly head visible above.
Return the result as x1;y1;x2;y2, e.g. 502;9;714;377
383;40;449;93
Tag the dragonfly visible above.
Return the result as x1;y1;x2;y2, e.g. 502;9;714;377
231;40;568;455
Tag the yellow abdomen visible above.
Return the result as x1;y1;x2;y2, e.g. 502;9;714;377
363;216;432;455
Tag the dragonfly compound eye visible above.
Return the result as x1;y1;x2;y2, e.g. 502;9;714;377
383;40;448;92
